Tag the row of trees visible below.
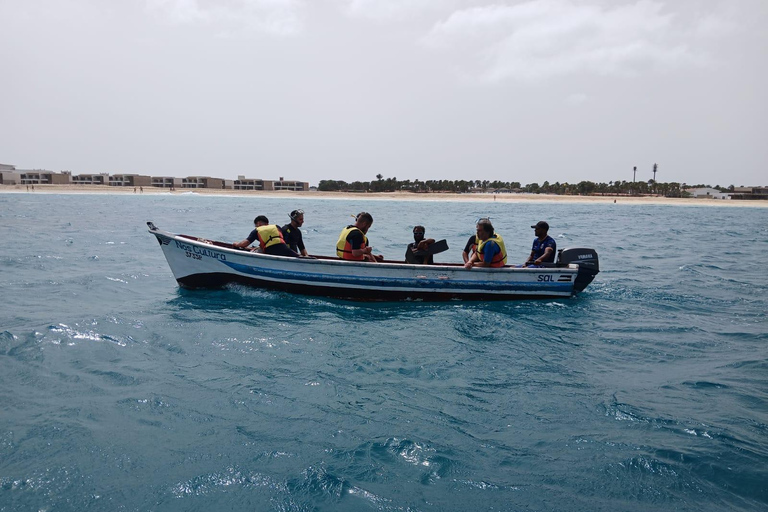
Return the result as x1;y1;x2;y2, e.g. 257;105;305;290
317;175;730;197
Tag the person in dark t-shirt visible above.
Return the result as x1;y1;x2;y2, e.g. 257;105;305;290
524;221;557;267
405;225;435;264
281;209;308;256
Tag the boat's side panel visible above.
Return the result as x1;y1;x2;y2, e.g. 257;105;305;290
151;230;578;300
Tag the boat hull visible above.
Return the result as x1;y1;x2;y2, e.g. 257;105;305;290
149;226;587;301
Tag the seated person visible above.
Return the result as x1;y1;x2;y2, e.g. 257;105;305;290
405;225;435;264
462;218;489;263
336;212;383;262
281;209;308;256
464;219;507;269
524;221;556;267
234;215;299;257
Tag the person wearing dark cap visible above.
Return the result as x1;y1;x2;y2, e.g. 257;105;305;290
281;209;308;256
524;221;557;267
405;225;436;264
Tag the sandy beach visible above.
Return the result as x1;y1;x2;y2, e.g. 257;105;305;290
2;184;765;207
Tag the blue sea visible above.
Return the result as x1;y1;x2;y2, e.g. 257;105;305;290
1;192;767;511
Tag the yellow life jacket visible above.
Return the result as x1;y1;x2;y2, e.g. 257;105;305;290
336;226;368;260
477;233;507;267
256;225;285;250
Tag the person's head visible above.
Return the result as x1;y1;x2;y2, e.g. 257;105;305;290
412;225;425;243
254;215;269;227
476;219;494;241
290;209;304;227
531;220;549;238
355;212;374;233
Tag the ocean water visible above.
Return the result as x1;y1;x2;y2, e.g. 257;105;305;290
1;192;767;512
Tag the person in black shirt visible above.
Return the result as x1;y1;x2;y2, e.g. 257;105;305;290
405;225;435;264
281;209;308;256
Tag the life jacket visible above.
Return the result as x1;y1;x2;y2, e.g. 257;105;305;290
477;233;507;267
256;225;285;251
336;225;368;260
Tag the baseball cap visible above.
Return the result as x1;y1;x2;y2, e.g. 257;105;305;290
531;221;549;230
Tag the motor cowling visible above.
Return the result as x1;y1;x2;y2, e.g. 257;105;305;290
557;248;600;293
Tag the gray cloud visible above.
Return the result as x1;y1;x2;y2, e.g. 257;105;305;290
422;1;731;82
341;0;459;21
145;0;306;36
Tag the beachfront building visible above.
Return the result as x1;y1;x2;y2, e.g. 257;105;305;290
0;164;19;184
2;168;72;185
234;176;269;190
181;176;228;189
72;173;109;185
685;187;731;199
0;171;20;184
152;176;183;188
272;177;310;192
730;187;768;200
233;176;309;191
18;170;72;185
109;174;152;187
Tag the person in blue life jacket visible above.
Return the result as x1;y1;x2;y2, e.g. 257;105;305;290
464;219;507;269
336;212;384;262
281;209;308;256
524;221;557;267
234;215;299;257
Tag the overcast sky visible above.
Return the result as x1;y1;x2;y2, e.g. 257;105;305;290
1;0;766;186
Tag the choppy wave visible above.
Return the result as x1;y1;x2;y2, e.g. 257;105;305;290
1;195;767;511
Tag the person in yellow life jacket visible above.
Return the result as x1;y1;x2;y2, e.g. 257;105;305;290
234;215;299;257
336;212;384;262
462;217;490;263
464;219;507;269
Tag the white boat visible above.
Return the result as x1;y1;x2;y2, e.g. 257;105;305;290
147;222;599;301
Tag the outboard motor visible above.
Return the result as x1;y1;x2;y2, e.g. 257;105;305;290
557;248;600;293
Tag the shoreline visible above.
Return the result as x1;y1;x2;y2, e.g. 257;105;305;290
2;184;766;207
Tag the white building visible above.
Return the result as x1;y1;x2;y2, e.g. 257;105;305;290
685;188;731;199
